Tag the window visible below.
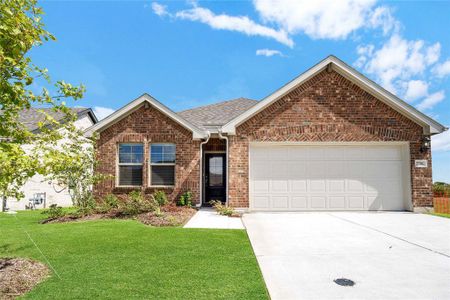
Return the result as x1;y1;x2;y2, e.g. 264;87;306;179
118;144;143;186
150;144;175;186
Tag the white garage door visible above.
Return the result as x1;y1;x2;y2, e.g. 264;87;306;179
250;144;410;211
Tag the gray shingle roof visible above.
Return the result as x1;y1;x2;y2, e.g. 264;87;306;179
178;97;258;129
17;107;94;132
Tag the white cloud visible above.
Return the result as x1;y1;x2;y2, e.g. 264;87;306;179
256;49;283;57
432;130;450;152
404;80;428;102
368;6;400;35
151;2;168;17
253;0;395;40
175;6;294;47
433;60;450;78
416;91;445;111
356;34;441;94
93;106;115;120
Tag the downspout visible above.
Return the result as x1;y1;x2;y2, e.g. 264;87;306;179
218;130;229;207
198;131;210;207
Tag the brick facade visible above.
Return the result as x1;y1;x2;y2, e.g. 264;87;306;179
228;70;432;208
94;105;201;204
94;69;433;209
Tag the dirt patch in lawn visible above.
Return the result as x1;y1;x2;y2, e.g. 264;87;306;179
0;258;49;300
41;205;197;227
138;206;197;227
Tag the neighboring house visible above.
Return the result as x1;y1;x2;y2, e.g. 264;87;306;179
88;56;447;212
2;108;98;211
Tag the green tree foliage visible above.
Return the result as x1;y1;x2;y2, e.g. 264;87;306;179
0;0;85;202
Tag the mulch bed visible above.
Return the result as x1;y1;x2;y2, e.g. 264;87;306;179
41;205;197;227
138;205;197;227
0;258;49;300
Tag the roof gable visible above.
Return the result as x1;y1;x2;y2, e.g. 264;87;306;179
85;94;207;139
221;56;447;135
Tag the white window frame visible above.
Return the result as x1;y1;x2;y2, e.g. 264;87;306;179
116;143;144;187
149;143;176;188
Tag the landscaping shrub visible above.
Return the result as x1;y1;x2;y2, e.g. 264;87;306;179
120;190;154;216
433;182;450;196
154;190;168;207
42;204;65;219
96;194;119;213
209;200;235;216
178;191;193;207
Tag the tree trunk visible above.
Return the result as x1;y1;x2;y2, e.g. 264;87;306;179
1;196;6;212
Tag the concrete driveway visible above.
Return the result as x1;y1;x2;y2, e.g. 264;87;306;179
243;212;450;299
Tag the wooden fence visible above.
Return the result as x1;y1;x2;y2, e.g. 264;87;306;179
433;191;450;214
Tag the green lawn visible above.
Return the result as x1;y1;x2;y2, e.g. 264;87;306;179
0;211;268;299
431;212;450;219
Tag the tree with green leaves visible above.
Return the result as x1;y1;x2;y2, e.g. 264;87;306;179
0;0;88;210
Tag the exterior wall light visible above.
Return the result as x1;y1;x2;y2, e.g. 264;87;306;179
420;136;431;153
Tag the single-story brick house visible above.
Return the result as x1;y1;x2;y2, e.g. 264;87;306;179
87;56;447;211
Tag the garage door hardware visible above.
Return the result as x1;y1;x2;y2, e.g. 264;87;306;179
334;278;355;287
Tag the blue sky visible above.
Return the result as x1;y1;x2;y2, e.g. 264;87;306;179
33;0;449;182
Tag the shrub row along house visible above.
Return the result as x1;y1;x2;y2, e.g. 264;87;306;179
87;56;447;212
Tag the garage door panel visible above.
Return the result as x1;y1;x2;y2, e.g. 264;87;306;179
291;180;307;192
291;196;307;208
345;161;365;177
308;147;326;160
327;161;345;177
272;196;289;209
329;196;346;209
270;162;288;178
253;179;270;193
345;147;366;160
268;147;289;161
308;162;326;177
252;196;270;209
288;162;307;177
347;179;364;192
288;147;308;160
252;164;269;179
309;180;326;192
328;180;346;192
365;146;402;160
348;196;365;209
271;180;289;193
311;196;326;208
250;144;408;211
323;146;346;160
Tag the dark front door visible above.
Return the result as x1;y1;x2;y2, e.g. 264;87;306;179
204;153;226;204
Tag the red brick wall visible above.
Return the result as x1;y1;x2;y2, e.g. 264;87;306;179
203;138;226;152
228;70;432;208
94;104;201;204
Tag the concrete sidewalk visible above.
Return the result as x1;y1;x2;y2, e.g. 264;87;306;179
184;208;245;229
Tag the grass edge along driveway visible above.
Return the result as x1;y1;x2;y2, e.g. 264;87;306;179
0;211;268;299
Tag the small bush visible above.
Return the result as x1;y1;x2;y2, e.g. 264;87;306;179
178;191;193;207
209;200;235;216
120;190;154;216
96;194;119;213
154;190;168;207
104;194;119;209
42;204;65;219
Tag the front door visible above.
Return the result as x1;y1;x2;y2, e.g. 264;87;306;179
204;153;226;204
